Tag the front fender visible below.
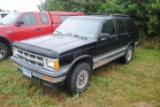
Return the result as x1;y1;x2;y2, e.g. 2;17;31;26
66;55;93;79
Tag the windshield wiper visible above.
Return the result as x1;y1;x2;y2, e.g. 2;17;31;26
74;34;87;40
65;33;87;40
54;31;64;36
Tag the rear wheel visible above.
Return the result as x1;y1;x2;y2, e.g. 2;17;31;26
122;45;134;64
65;62;91;94
0;43;9;61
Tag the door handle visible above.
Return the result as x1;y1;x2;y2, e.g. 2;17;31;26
36;28;41;30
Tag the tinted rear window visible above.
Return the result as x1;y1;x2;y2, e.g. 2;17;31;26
125;19;136;33
116;19;126;34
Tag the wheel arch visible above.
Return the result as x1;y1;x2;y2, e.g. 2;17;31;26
128;41;135;48
0;36;12;52
66;55;93;79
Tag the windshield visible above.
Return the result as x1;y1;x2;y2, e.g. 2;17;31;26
53;18;101;39
0;12;21;25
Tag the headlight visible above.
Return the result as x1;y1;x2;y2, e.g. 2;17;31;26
46;59;54;68
45;59;59;71
13;48;18;56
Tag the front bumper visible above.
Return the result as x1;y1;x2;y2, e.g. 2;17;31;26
11;56;67;87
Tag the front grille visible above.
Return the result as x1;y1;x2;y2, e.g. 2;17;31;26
17;49;44;67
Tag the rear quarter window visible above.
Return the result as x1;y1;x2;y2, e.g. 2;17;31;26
39;13;49;24
125;19;136;33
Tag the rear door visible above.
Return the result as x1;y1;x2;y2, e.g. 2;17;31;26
115;19;130;48
13;13;42;41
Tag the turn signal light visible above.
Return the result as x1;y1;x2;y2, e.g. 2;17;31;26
54;60;59;71
43;76;53;82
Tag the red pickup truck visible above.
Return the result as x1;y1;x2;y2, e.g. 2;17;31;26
0;11;84;60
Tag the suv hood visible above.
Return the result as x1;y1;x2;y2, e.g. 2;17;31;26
19;34;96;54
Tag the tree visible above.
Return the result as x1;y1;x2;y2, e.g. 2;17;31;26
38;0;65;11
38;0;160;38
122;0;160;38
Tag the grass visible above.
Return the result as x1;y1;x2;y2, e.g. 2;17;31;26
0;47;160;107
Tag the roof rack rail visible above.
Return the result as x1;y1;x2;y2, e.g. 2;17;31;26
110;14;129;17
87;13;111;16
87;13;129;17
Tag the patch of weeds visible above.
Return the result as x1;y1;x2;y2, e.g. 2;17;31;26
95;76;112;87
137;70;146;77
118;66;130;73
84;95;94;103
16;88;26;95
126;85;148;102
35;88;43;95
53;87;59;93
66;97;73;105
156;102;160;107
73;93;80;99
96;100;103;107
155;76;160;82
60;92;67;98
107;85;115;91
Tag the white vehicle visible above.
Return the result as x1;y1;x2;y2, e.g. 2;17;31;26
0;12;9;20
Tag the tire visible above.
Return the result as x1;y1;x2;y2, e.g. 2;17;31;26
0;43;9;61
65;62;91;94
122;45;134;64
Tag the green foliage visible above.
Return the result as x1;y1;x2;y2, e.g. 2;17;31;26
38;0;64;11
38;0;160;39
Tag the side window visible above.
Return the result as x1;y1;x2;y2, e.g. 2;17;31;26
116;19;126;34
19;13;37;26
125;19;136;33
40;13;49;24
101;20;116;36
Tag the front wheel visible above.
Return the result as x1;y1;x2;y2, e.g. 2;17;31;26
0;43;9;61
65;62;91;94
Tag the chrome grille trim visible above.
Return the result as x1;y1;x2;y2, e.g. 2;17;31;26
16;49;44;67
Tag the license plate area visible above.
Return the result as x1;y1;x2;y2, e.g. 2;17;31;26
22;67;32;78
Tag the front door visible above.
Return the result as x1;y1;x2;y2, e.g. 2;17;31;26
13;13;42;41
97;19;119;56
94;19;120;68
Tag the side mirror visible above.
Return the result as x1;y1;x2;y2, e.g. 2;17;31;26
99;33;111;40
15;21;24;27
